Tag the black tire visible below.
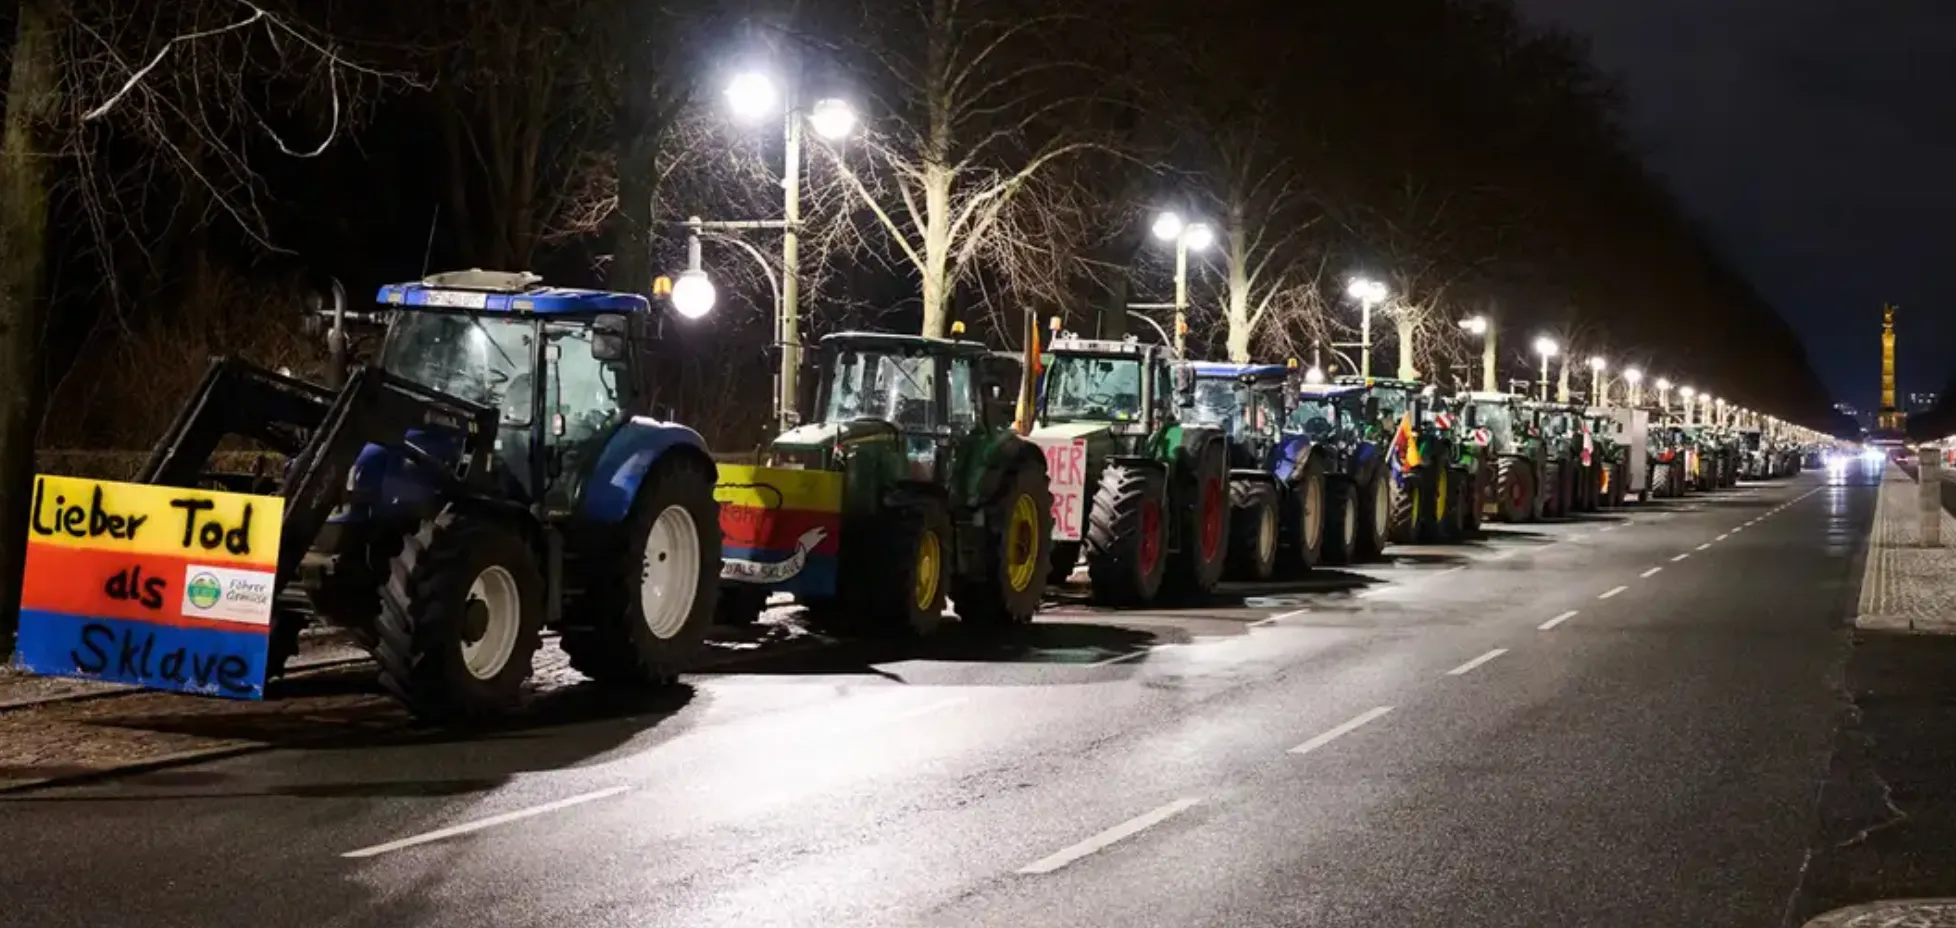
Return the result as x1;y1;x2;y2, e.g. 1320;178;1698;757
1166;441;1230;596
1607;462;1627;508
1047;541;1082;586
1543;460;1566;517
1461;466;1485;537
1389;466;1431;545
956;464;1055;628
374;509;543;723
1283;457;1329;574
1354;471;1392;561
866;500;953;637
1227;478;1281;582
561;454;721;685
1652;462;1675;499
1435;467;1470;543
1321;477;1358;565
1494;457;1533;523
1086;464;1169;605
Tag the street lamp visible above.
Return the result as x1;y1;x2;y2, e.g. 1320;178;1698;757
712;71;862;433
1533;336;1558;401
1151;210;1211;356
1623;367;1644;407
669;270;717;320
1304;365;1326;385
1587;356;1607;405
1680;385;1697;424
1347;276;1389;379
1656;377;1672;412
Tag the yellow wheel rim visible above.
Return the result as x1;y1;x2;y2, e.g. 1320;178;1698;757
1006;494;1039;593
1601;466;1612;493
1436;471;1449;518
915;529;942;610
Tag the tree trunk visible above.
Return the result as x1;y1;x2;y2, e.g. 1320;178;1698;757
1224;203;1252;363
920;162;953;338
1395;314;1418;380
0;0;61;650
1557;355;1571;402
609;103;661;295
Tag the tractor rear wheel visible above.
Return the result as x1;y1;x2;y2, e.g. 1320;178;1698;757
1166;442;1230;597
1389;466;1433;545
1606;462;1627;508
1543;460;1568;517
1494;457;1534;523
1320;477;1358;565
1461;466;1485;537
1652;462;1675;498
1354;473;1392;560
1435;467;1470;543
562;454;721;685
956;465;1054;628
374;509;543;723
1227;478;1281;582
1086;464;1169;605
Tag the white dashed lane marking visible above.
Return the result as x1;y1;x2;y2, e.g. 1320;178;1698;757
1539;610;1579;630
1289;706;1395;755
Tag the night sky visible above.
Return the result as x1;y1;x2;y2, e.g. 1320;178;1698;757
1515;0;1956;418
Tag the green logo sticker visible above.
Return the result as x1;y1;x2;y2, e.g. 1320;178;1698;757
186;572;222;610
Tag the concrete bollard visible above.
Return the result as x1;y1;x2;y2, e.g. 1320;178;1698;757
1921;445;1942;547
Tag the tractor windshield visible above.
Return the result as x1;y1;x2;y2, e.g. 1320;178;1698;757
1290;397;1341;440
1183;378;1239;429
379;311;535;425
1043;354;1144;422
1474;402;1513;440
822;350;940;429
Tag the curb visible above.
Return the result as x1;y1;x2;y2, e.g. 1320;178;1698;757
1803;899;1956;927
0;741;281;795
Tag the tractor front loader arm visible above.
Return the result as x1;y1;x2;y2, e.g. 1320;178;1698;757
140;357;501;591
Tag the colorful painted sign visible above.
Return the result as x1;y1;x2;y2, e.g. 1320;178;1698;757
715;464;843;597
1028;436;1087;541
12;475;284;699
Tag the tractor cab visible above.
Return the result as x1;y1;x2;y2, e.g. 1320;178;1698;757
1463;391;1535;456
1291;382;1370;444
1038;335;1187;450
1181;361;1291;467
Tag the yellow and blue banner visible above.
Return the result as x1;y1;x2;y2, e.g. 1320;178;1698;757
13;475;284;699
716;464;843;598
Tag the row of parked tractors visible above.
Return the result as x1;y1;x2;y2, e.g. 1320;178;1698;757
130;272;1813;724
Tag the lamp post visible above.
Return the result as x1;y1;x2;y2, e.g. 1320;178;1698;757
1623;368;1644;407
1347;276;1389;379
1587;356;1607;406
1533;336;1558;401
1459;315;1493;392
1656;377;1672;412
1680;386;1697;425
721;71;859;433
1150;211;1213;357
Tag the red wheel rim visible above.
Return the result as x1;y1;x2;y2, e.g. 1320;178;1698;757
1509;474;1527;509
1199;477;1224;560
1139;499;1162;575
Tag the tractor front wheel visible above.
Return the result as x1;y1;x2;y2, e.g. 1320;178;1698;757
1166;443;1230;597
1354;473;1392;561
562;455;721;685
1320;477;1358;565
1283;457;1328;574
1389;467;1432;545
1227;478;1281;582
1086;464;1169;605
868;501;952;638
956;465;1054;628
374;509;543;723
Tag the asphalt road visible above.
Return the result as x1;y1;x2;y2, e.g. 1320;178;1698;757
0;469;1881;928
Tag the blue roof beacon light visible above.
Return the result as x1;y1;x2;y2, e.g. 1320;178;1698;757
374;269;652;316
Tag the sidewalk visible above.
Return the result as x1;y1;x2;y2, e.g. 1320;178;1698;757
1855;461;1956;633
1797;462;1956;925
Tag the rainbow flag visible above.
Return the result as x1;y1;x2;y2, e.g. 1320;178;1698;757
12;475;285;699
716;464;843;597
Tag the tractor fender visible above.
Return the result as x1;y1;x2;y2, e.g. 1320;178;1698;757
577;417;715;525
329;429;472;525
1351;441;1387;487
1105;453;1168;476
1168;428;1228;479
1271;435;1320;483
1229;467;1280;486
970;432;1047;509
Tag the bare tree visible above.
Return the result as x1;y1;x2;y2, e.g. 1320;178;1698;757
817;0;1107;337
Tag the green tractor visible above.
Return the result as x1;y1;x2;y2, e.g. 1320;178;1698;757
1647;420;1693;498
1338;377;1467;544
1464;392;1549;523
1584;410;1631;508
1032;335;1231;604
1292;382;1395;562
1429;391;1487;539
1525;401;1587;518
717;331;1055;636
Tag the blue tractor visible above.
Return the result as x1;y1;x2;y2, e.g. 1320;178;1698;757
138;270;722;722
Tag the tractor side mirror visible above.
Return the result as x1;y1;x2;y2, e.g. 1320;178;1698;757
591;314;629;362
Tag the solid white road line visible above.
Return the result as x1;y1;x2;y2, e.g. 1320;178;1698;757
1539;610;1579;630
1093;648;1153;667
1017;798;1202;875
1289;706;1395;755
1446;648;1509;676
342;786;632;858
1671;553;1691;562
1696;542;1713;551
1598;585;1628;600
1640;566;1663;578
